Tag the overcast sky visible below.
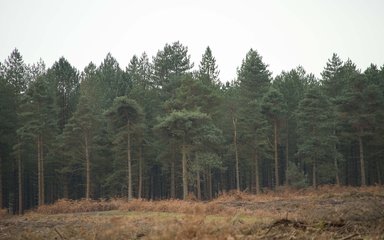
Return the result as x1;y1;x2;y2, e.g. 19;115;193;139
1;0;384;82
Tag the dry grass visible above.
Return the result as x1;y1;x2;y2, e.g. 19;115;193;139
1;185;383;239
0;208;8;218
34;198;122;214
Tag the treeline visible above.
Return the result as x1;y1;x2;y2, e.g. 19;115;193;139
0;42;383;214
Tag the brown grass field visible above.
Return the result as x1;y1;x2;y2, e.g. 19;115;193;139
1;186;384;239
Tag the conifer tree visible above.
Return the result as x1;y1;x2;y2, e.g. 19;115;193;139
261;86;286;187
155;110;212;199
107;97;144;200
198;46;220;86
296;87;337;187
153;41;193;89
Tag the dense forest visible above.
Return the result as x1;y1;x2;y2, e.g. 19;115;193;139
1;42;383;214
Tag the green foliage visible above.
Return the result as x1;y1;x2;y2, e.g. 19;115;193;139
238;49;271;99
46;57;80;132
261;86;286;120
155;110;211;142
153;41;193;88
95;53;126;109
4;48;29;94
107;96;144;128
0;77;18;145
198;46;220;86
296;86;338;185
286;162;307;188
1;43;384;210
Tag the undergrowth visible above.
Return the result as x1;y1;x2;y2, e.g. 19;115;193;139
32;185;384;215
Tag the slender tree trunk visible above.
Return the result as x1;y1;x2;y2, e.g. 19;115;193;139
138;146;143;199
195;153;201;200
84;133;90;199
274;119;279;188
220;169;225;193
181;143;188;200
377;161;382;185
232;116;240;192
0;149;3;209
37;136;42;206
170;144;175;199
334;150;340;186
17;141;22;215
358;134;366;186
313;160;317;188
333;130;340;186
196;170;201;200
63;177;69;199
41;137;44;205
127;120;132;200
254;149;260;195
285;122;289;186
207;168;212;199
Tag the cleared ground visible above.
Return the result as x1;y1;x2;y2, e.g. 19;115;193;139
1;186;383;239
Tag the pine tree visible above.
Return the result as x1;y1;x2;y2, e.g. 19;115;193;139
3;49;30;213
18;74;57;206
296;87;337;187
274;67;314;186
106;97;144;200
238;49;271;100
62;94;98;199
96;53;126;109
321;53;344;98
338;70;382;186
47;57;80;132
0;70;18;210
4;49;29;94
261;86;286;187
153;41;193;89
155;110;212;199
198;46;220;85
321;54;345;185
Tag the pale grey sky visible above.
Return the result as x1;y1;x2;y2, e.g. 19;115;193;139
1;0;384;81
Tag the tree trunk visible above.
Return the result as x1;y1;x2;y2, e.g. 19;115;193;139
333;130;340;186
63;177;69;199
232;116;240;192
196;170;201;200
17;141;22;215
37;136;40;205
127;120;132;200
85;133;90;199
181;144;188;200
285;123;289;186
138;146;143;199
274;119;279;188
170;144;175;199
313;160;317;188
254;149;260;195
207;168;212;199
377;160;382;185
37;136;42;206
41;137;44;205
0;149;3;209
358;134;366;186
334;150;340;186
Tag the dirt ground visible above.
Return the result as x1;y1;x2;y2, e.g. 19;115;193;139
1;187;383;239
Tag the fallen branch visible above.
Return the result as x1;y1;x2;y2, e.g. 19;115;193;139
340;233;358;240
264;218;307;235
54;227;66;240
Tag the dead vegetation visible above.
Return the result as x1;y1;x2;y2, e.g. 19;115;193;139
1;185;384;239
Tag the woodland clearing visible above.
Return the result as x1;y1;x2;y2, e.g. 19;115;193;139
0;186;383;239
